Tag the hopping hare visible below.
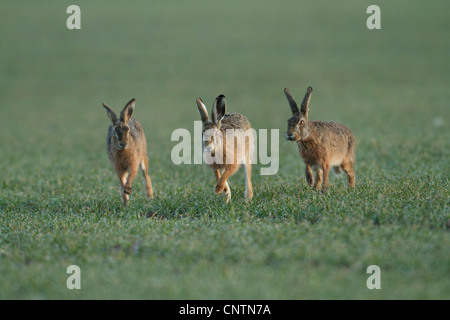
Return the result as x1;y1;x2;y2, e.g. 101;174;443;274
196;94;254;203
102;98;154;205
284;86;355;191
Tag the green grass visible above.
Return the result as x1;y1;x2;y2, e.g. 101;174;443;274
0;0;449;299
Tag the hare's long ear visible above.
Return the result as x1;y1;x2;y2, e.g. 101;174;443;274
102;102;118;124
120;98;135;123
284;88;299;115
300;86;313;118
212;94;226;125
196;97;209;124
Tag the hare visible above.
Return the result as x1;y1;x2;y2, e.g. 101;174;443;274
196;94;254;203
284;86;355;191
102;98;153;205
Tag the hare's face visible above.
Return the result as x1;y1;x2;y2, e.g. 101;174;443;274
286;115;310;141
202;123;222;156
112;122;131;150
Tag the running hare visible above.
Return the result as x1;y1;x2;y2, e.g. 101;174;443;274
102;98;154;205
284;86;355;191
196;94;254;203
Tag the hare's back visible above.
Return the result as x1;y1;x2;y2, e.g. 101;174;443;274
221;113;252;131
314;121;353;136
313;121;354;151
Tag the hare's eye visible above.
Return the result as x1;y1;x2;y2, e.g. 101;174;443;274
123;126;129;132
299;120;305;126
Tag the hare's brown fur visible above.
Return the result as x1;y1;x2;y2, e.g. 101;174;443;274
103;98;153;205
197;95;254;203
284;87;355;191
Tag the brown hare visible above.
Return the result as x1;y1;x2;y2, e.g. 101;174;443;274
196;94;254;203
284;86;355;191
102;98;154;205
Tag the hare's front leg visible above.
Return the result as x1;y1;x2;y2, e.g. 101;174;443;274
213;169;229;194
118;171;130;205
305;164;314;187
215;166;238;203
322;163;331;192
213;169;222;186
313;167;323;190
123;164;138;197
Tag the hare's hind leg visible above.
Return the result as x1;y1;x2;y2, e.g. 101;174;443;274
321;163;331;192
141;156;154;198
243;136;253;202
341;160;355;188
242;162;253;202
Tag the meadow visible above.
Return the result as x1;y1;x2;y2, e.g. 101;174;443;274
0;0;448;299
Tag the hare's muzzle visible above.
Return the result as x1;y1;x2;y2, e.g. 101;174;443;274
117;142;128;150
286;134;296;141
204;143;215;154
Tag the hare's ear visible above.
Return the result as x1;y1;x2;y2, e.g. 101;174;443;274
120;98;135;123
284;88;299;115
300;86;313;118
102;102;118;124
196;97;209;124
212;94;226;124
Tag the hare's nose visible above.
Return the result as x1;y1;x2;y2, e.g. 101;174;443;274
286;134;295;141
204;144;215;153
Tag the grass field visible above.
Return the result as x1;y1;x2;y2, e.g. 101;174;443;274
0;0;449;299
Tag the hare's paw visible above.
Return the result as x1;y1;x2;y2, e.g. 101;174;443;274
215;184;225;195
225;192;231;203
123;185;132;195
224;184;232;203
245;190;253;203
